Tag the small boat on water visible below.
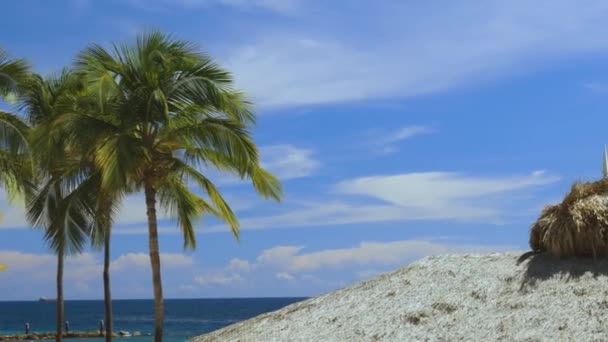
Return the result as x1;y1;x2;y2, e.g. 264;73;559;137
38;297;56;302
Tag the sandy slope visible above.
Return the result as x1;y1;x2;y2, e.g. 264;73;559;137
189;252;608;342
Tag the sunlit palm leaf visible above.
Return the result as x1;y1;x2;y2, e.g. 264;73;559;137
0;47;30;99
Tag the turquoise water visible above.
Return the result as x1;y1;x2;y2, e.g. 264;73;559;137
0;298;306;341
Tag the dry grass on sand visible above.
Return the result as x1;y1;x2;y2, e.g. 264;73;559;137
189;253;608;342
530;178;608;257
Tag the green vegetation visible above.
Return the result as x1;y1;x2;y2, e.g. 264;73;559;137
0;31;282;342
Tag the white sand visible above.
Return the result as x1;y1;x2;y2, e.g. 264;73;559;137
189;252;608;341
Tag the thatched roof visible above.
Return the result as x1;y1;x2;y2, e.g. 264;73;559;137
530;178;608;257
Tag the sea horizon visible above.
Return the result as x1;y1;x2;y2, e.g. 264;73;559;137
0;296;309;303
0;298;307;341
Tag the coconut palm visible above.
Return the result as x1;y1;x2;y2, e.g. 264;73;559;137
20;70;95;342
76;31;283;341
43;93;124;342
94;192;119;342
0;47;33;198
0;47;29;99
0;48;35;272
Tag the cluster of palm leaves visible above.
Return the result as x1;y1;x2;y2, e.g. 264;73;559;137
0;32;282;342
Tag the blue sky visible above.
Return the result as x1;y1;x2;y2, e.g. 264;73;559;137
1;0;608;300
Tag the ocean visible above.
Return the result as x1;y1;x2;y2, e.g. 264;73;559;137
0;298;306;341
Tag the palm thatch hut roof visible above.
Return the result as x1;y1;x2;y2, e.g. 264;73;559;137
530;178;608;257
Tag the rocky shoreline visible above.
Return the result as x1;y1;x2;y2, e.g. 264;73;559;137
0;331;149;341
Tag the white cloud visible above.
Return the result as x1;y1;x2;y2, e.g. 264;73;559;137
0;190;28;229
172;238;513;295
203;170;558;234
0;192;163;230
220;1;608;108
114;194;173;225
0;237;514;299
0;250;197;300
226;38;376;107
0;251;55;269
189;239;514;289
227;258;252;273
196;144;320;186
112;226;176;235
369;125;436;155
109;168;558;236
334;170;559;220
0;251;101;299
195;273;243;286
256;240;512;273
387;126;436;142
257;246;303;265
112;253;193;271
275;272;295;281
261;145;320;180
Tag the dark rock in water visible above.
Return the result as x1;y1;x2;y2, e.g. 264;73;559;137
0;330;140;340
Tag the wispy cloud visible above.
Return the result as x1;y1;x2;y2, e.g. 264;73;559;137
112;253;194;271
334;170;559;219
0;251;197;299
219;1;608;108
201;170;559;233
128;0;301;14
254;240;513;273
275;272;295;281
195;273;243;286
198;143;320;186
368;125;436;155
108;168;558;236
582;82;608;94
384;126;436;142
260;144;320;180
180;239;514;292
0;237;515;299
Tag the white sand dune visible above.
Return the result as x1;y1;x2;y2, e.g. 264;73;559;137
189;252;608;341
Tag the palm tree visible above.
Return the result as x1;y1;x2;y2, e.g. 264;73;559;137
0;47;34;273
0;47;32;197
0;47;29;99
76;31;283;342
31;67;123;342
49;103;123;342
95;192;119;342
28;65;128;342
20;70;94;342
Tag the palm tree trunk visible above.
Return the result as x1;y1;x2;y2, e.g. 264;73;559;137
103;216;113;342
56;247;64;342
145;181;163;342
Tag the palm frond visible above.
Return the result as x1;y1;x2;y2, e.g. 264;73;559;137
172;160;240;239
0;48;30;98
158;171;218;249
